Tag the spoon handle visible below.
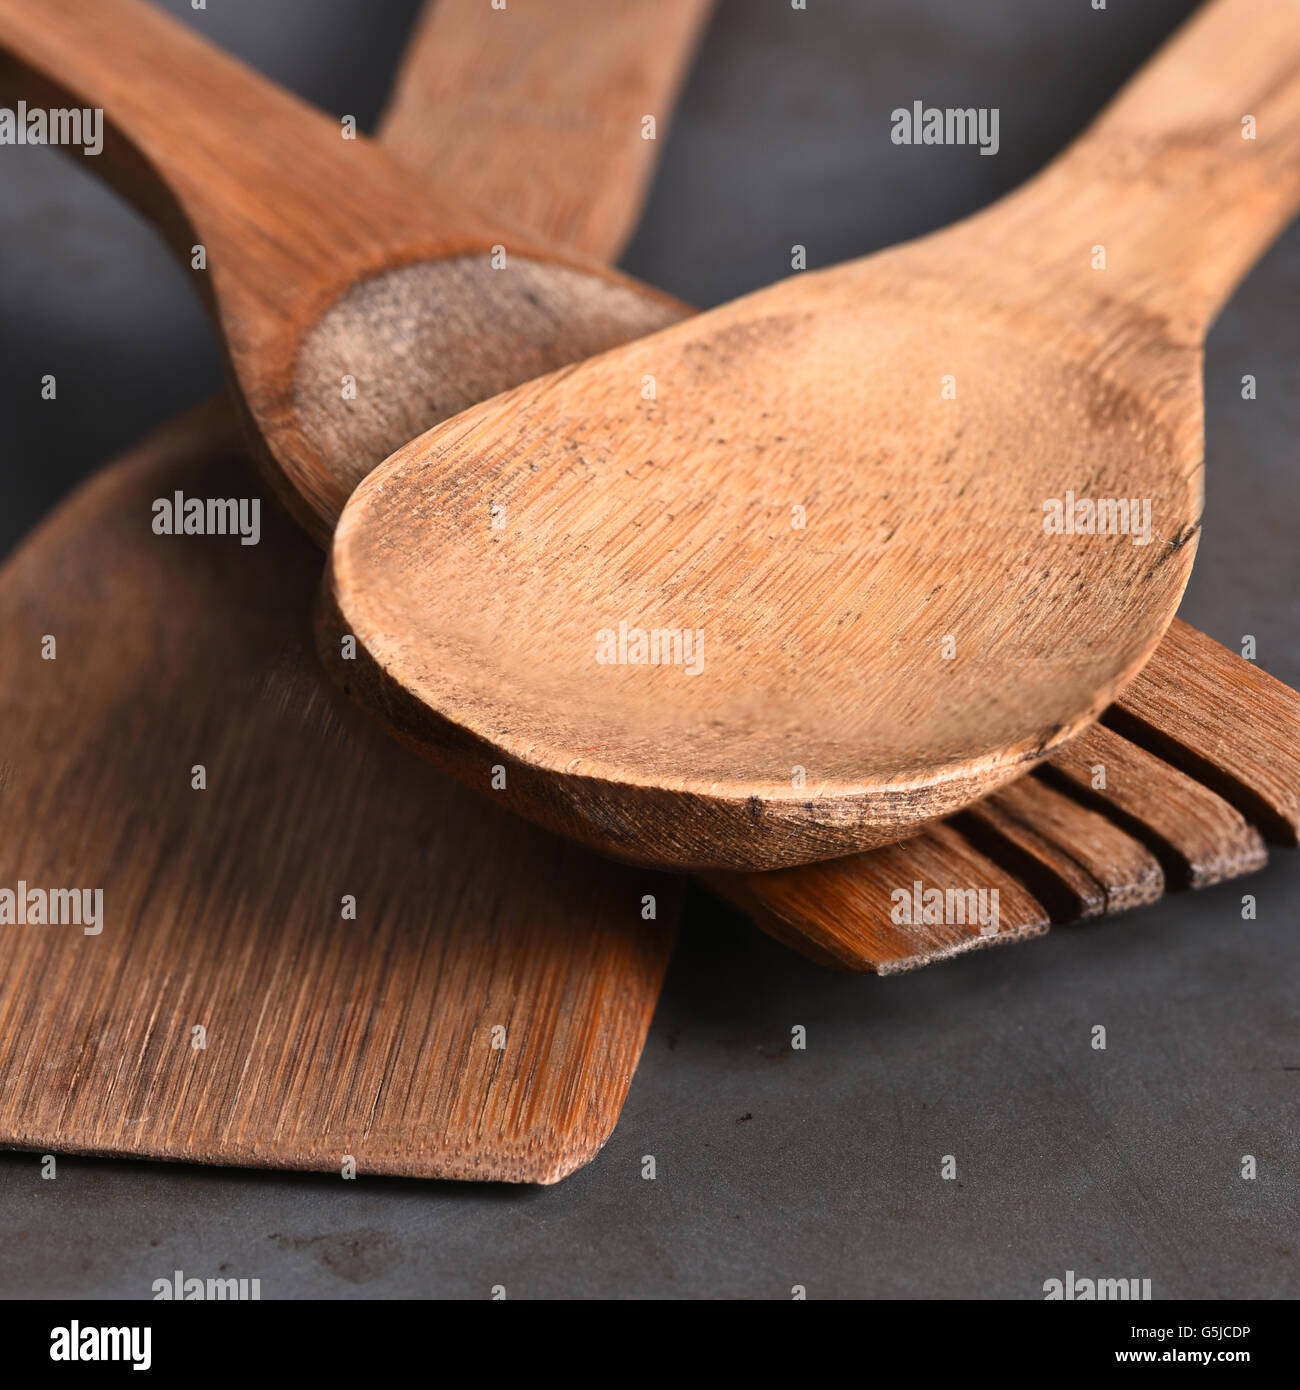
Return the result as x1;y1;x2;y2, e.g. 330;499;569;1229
0;0;695;542
381;0;714;263
0;0;497;355
992;0;1300;338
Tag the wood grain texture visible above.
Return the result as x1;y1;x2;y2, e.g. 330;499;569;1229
0;0;686;541
0;0;1291;1070
0;405;679;1183
1108;617;1300;845
958;776;1164;922
381;0;715;262
325;0;1300;872
1043;725;1269;890
708;824;1050;975
725;619;1296;972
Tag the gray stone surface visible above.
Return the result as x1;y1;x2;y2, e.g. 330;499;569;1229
0;0;1295;1299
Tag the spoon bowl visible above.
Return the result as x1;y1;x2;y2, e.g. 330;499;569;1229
323;244;1202;868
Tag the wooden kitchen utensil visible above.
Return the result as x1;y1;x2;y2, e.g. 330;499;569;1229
374;0;1300;969
0;409;677;1182
324;0;1300;872
385;2;1300;972
0;0;714;1182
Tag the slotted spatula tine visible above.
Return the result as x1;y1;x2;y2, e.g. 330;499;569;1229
713;620;1299;972
707;823;1051;975
955;775;1165;923
1039;725;1268;890
1106;617;1300;846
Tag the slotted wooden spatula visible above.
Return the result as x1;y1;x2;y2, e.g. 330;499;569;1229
0;0;713;1183
713;620;1300;971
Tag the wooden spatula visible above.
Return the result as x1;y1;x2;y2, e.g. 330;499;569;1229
0;0;713;1183
324;0;1300;872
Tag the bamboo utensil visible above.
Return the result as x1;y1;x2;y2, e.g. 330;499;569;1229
0;408;677;1182
0;0;714;1182
380;0;1300;965
324;0;1300;871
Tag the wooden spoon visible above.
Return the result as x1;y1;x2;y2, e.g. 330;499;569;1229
378;0;1300;974
322;0;1300;872
382;0;1300;971
0;0;689;543
0;0;712;1183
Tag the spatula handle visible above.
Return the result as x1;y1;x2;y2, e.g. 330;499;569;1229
996;0;1300;336
381;0;714;263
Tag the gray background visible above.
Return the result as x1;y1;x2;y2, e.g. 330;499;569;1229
1;0;1296;1298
